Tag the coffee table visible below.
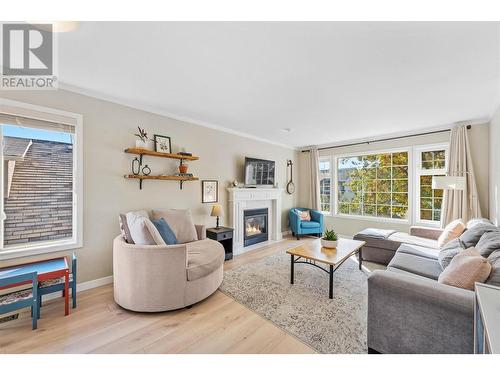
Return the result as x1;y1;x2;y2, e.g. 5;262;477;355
286;238;366;299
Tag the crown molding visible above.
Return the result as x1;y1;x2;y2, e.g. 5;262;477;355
58;82;297;151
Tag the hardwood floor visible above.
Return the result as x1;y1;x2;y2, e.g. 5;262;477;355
0;236;380;354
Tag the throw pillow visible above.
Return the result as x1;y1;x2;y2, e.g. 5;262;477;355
486;251;500;287
299;210;311;221
466;218;493;229
438;238;464;269
126;210;166;245
152;218;178;245
437;219;465;248
152;209;198;244
475;230;500;258
459;222;498;248
438;247;492;290
119;213;134;244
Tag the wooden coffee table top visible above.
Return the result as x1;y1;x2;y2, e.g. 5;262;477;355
286;238;366;266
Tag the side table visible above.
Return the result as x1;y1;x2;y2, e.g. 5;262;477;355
206;226;233;261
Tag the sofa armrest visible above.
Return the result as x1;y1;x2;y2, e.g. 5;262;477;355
409;226;443;240
195;224;206;240
368;270;474;354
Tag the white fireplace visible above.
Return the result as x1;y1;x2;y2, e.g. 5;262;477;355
227;187;284;255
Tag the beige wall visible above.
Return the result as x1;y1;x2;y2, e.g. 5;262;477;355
0;90;299;283
490;105;500;225
298;124;490;236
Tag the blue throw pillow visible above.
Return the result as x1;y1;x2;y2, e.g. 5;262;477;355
152;218;178;245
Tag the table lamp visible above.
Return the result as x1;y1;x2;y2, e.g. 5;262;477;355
211;204;223;229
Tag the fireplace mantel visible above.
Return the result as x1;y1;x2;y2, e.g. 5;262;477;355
227;187;284;255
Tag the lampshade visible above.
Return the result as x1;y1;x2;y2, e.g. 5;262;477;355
210;204;223;217
432;176;466;190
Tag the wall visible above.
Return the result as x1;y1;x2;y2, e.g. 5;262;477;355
490;105;500;225
0;90;299;283
299;124;490;236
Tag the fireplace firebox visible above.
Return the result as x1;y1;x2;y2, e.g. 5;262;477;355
243;208;268;247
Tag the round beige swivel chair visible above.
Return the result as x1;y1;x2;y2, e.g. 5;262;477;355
113;227;225;312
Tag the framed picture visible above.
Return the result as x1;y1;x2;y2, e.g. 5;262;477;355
202;180;218;203
153;134;172;154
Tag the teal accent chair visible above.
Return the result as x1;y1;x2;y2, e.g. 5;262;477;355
289;208;324;240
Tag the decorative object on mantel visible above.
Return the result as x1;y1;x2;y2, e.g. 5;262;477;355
286;159;295;194
321;228;338;248
210;203;223;229
232;180;239;187
202;180;218;203
153;134;172;154
124;147;199;190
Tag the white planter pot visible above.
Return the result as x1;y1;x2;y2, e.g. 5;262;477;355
135;139;155;150
321;238;337;248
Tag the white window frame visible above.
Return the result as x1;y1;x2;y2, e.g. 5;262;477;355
319;157;332;215
331;147;413;224
0;98;83;260
414;143;449;227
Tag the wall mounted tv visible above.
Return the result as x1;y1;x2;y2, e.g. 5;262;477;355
244;157;275;187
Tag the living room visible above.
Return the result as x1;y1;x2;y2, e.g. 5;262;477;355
1;2;500;373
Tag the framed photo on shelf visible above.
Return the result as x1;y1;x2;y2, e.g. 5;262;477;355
202;180;218;203
153;134;172;154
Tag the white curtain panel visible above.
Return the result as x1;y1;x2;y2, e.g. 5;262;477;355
308;147;321;211
441;125;482;226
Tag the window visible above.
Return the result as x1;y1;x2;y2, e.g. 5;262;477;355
336;151;409;220
0;99;82;259
415;145;448;224
319;159;331;213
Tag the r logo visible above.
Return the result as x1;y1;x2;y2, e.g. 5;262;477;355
2;24;53;76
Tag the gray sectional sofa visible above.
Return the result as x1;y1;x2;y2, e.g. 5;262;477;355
354;219;500;354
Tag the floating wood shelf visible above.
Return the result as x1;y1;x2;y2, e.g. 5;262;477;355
124;148;199;161
124;147;200;190
124;174;199;190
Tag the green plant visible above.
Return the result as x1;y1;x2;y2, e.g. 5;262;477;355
323;229;338;241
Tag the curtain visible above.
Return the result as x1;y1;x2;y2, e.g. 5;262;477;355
308;147;321;211
441;125;482;226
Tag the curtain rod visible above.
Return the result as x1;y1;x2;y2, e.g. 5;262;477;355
300;125;471;153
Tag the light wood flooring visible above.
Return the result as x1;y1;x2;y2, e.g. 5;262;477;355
0;236;380;354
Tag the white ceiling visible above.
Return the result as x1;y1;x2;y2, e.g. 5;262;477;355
58;22;500;148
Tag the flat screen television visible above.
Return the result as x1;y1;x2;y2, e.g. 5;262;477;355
244;157;275;187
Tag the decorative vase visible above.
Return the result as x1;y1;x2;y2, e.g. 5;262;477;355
321;238;337;249
179;164;188;174
135;139;154;150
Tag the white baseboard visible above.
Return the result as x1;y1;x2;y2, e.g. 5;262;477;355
41;275;113;302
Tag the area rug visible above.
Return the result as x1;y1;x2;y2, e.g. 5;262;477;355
219;248;368;354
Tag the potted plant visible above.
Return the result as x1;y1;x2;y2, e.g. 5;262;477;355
321;229;338;248
134;126;154;150
179;159;189;174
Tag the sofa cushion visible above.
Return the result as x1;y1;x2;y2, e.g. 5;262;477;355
152;209;198;244
437;219;465;248
459;223;498;248
397;243;440;260
475;231;500;258
466;218;493;229
388;232;439;249
388;252;443;280
438;248;491;290
355;228;397;240
300;221;320;229
486;250;500;287
152;218;178;245
186;239;225;281
438;238;465;270
126;210;166;245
